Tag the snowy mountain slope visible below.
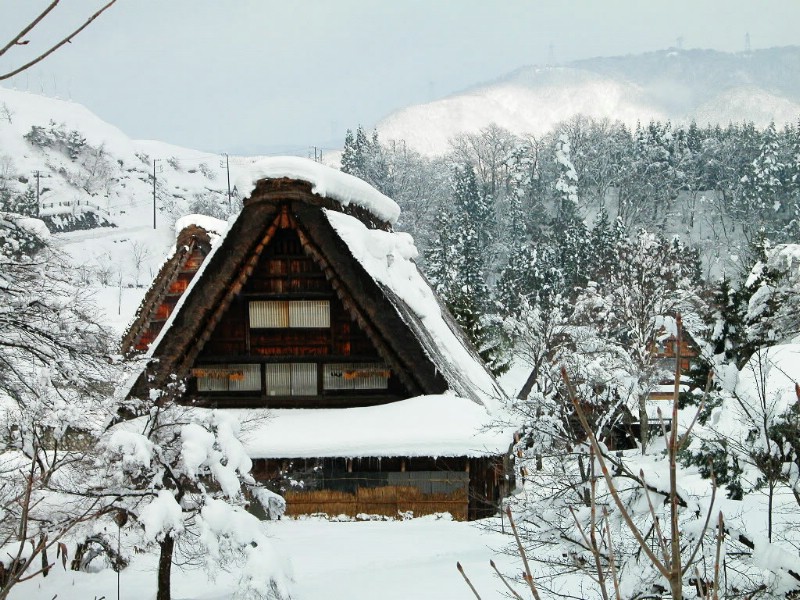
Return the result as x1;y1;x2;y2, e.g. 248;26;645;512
378;47;800;155
379;69;664;155
0;86;302;335
0;86;235;222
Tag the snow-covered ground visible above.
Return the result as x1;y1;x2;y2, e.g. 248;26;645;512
9;517;517;600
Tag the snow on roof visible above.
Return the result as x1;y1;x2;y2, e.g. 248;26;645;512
233;156;400;225
174;214;227;237
324;209;506;413
235;395;513;459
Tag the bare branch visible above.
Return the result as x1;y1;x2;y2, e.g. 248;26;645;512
490;560;525;600
561;366;671;580
0;1;60;58
456;562;482;600
506;506;543;600
0;1;118;81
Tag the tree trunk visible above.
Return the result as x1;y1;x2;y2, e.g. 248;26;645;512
157;535;175;600
638;397;649;453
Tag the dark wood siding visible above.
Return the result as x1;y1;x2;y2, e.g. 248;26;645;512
192;225;409;407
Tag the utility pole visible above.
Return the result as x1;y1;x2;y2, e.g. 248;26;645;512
152;159;158;229
34;170;40;217
224;153;231;207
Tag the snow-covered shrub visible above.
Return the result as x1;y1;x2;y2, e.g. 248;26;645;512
101;395;292;599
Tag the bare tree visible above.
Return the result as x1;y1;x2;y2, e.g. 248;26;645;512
0;215;118;598
129;240;151;287
0;1;118;81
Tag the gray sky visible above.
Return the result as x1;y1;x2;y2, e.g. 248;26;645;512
1;1;798;154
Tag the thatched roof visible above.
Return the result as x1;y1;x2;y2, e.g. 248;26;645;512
121;217;224;354
127;159;505;412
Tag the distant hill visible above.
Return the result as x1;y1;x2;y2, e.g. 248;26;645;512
0;86;279;332
377;47;800;155
0;86;236;232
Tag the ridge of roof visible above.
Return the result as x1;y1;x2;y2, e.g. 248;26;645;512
233;156;400;225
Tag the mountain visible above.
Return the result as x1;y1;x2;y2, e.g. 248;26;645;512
377;46;800;155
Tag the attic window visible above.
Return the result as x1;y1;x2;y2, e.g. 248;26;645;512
249;300;330;328
195;363;261;392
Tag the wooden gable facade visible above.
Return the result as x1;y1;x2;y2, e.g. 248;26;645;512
649;331;699;401
122;174;511;521
187;208;411;408
124;178;456;408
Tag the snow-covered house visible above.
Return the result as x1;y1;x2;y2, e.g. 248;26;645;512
122;157;512;520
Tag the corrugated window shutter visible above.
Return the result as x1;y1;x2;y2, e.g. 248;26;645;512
291;363;317;395
323;363;389;390
289;300;330;328
197;364;261;391
249;301;288;328
265;363;292;396
250;300;330;328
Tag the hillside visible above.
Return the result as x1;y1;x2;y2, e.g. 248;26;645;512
0;86;289;333
377;46;800;155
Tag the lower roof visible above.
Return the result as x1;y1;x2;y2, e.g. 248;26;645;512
231;395;513;459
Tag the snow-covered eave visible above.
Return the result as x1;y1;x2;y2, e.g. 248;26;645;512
107;395;515;460
232;156;400;225
236;394;514;459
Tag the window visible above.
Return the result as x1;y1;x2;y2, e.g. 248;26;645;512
249;300;330;328
265;363;317;396
323;363;390;390
195;363;261;392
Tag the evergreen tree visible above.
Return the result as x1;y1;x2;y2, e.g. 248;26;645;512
340;128;362;177
432;164;507;374
553;133;579;221
9;186;37;217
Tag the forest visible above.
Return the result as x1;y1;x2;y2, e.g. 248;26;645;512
343;117;800;598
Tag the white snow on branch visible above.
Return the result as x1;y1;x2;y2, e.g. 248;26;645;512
139;489;184;542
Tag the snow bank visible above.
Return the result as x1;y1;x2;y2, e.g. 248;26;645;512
233;156;400;224
325;209;506;411
12;217;50;242
236;395;512;458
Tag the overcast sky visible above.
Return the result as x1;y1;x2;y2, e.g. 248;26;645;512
1;1;798;154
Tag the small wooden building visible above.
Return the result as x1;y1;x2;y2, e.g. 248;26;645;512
648;329;699;401
123;157;512;520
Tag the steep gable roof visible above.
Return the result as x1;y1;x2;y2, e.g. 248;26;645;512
121;215;226;353
127;159;505;411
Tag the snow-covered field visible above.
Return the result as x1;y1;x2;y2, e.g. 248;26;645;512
10;517;517;600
